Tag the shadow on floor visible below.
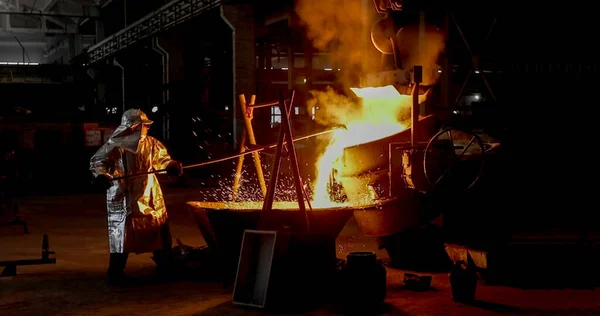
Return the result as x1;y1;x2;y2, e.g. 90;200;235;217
194;301;408;316
463;300;521;313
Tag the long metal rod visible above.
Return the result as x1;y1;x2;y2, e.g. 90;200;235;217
110;127;340;181
247;100;287;109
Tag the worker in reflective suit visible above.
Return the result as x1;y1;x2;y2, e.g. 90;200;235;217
90;109;183;283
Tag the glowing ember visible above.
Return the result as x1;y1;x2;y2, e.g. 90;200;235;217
310;85;426;207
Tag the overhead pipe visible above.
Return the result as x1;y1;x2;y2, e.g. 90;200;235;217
151;37;170;105
113;58;126;113
152;36;170;140
220;6;236;148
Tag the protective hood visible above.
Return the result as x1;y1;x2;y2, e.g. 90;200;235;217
107;109;153;153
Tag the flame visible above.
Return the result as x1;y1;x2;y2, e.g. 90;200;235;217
311;85;424;207
295;0;445;207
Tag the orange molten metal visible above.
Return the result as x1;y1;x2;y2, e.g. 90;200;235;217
310;85;427;207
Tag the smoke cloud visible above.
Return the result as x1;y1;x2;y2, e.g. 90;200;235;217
296;0;446;128
396;24;446;85
306;86;361;127
295;0;379;87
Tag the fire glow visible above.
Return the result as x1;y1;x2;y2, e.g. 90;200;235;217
310;85;422;207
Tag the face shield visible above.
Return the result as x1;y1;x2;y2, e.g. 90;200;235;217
107;109;154;153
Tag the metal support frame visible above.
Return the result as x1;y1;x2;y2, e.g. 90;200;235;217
83;0;224;65
449;12;497;106
0;234;56;277
262;90;312;232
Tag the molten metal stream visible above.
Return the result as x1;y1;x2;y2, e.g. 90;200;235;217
310;85;426;207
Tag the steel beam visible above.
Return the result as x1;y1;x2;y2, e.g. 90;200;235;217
0;25;79;34
0;9;99;18
82;0;224;65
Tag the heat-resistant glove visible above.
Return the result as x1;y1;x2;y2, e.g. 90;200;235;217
94;174;112;191
166;160;183;177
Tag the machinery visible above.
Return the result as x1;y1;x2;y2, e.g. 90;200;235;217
338;0;598;292
340;0;497;232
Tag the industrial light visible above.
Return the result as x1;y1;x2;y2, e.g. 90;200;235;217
0;62;39;65
225;106;229;111
473;94;481;101
474;69;480;74
152;106;159;113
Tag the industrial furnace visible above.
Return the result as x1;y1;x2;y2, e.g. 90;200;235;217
325;0;598;291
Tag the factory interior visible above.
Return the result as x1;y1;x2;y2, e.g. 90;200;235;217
1;0;598;315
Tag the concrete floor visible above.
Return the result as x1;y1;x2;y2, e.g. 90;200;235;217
1;186;599;315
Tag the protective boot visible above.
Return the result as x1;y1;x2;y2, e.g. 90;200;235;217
153;223;174;279
107;253;129;285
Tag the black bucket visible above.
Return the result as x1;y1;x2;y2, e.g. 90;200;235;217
347;251;378;269
336;251;387;311
449;261;478;302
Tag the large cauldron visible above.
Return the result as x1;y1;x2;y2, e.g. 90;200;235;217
187;201;393;286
